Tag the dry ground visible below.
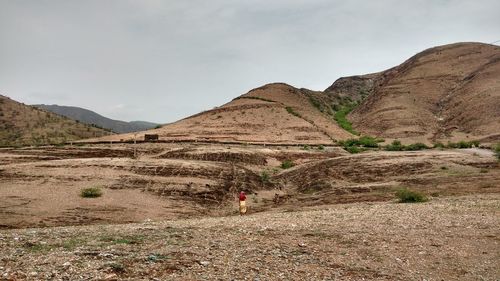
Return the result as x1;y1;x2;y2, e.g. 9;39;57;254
0;194;498;280
0;143;499;280
0;144;498;229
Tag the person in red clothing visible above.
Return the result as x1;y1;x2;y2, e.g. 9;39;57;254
239;191;247;215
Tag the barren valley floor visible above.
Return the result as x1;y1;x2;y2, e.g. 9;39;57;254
0;143;499;280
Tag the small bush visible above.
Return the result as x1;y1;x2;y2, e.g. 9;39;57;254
302;144;310;150
433;142;445;149
358;136;383;148
385;140;404;151
345;146;363;154
80;187;103;198
446;140;480;149
281;160;295;169
317;145;325;150
404;142;429;151
385;141;429;151
260;171;270;184
395;188;428;203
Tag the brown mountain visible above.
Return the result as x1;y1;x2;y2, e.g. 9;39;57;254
91;83;354;144
89;42;500;145
0;95;112;147
350;42;500;144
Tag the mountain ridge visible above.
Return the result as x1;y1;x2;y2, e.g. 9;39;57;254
34;104;159;134
0;95;112;146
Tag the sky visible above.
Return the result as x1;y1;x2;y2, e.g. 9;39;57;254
1;0;499;123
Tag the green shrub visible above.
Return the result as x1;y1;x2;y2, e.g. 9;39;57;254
302;144;310;150
80;187;103;198
395;188;428;203
385;141;429;151
345;146;363;154
260;171;270;184
281;160;295;169
404;142;429;151
385;140;404;151
317;145;325;150
358;136;382;148
446;140;480;149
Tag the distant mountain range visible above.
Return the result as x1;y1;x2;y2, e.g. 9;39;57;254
34;104;159;133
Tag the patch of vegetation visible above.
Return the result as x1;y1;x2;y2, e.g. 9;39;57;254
344;146;363;154
395;188;428;203
24;242;55;253
339;136;383;153
404;142;429;151
385;140;429;151
333;104;358;135
301;144;310;150
236;96;275;103
100;235;144;245
146;254;170;263
281;160;295;169
260;171;270;184
433;142;445;149
446;140;480;149
154;125;162;129
109;262;126;273
80;187;103;198
61;238;86;250
308;96;328;113
317;145;325;150
494;143;500;160
285;106;302;118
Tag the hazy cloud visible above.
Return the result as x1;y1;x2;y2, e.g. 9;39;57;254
1;0;499;122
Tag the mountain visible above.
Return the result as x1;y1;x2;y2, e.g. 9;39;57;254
88;42;500;145
87;83;354;144
34;104;159;133
0;95;112;147
349;42;500;144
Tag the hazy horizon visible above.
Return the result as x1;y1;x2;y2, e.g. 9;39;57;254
1;0;499;123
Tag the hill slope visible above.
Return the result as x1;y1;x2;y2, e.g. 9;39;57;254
91;83;354;144
34;104;159;133
349;42;500;143
0;95;111;146
88;42;500;145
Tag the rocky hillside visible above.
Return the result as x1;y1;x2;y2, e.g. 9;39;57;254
350;42;500;144
0;95;112;147
34;104;159;133
89;42;500;145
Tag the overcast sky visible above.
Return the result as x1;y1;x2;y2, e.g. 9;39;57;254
1;0;499;123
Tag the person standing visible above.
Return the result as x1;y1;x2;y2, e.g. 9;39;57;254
239;191;247;216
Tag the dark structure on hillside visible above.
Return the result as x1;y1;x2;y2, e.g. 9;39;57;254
144;134;159;141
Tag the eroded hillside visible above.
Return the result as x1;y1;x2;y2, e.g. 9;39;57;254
350;42;500;143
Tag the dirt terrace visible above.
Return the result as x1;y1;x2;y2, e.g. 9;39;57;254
0;144;498;229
